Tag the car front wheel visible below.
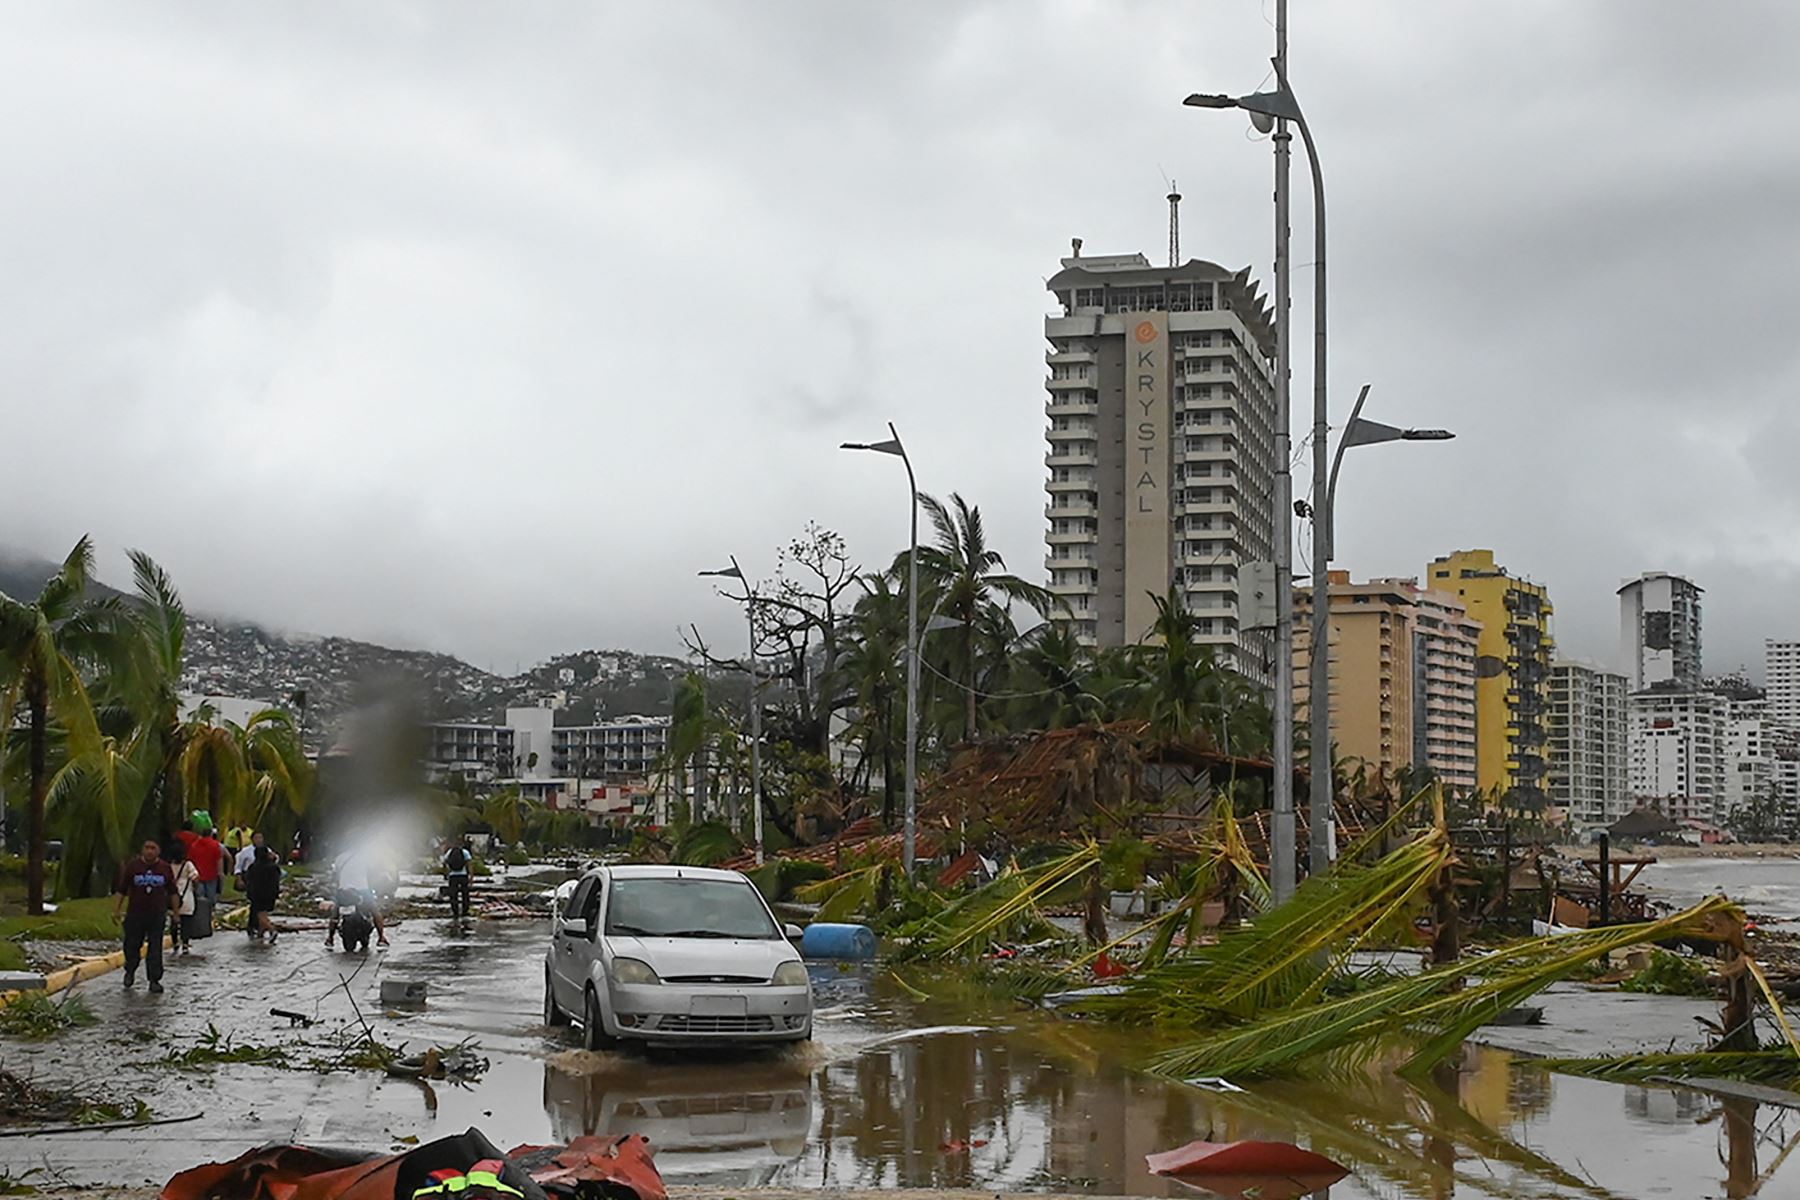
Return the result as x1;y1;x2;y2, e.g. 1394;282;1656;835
544;972;568;1028
582;987;617;1051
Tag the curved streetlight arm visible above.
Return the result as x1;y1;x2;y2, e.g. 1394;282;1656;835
1324;384;1372;563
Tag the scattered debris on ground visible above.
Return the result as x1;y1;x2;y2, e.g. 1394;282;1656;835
0;991;98;1040
0;1068;152;1130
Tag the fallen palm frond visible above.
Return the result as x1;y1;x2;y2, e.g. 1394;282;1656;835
1146;895;1741;1080
1528;1048;1800;1089
794;860;892;924
900;842;1100;960
1084;826;1454;1025
0;991;98;1040
1336;784;1434;866
1073;803;1270;973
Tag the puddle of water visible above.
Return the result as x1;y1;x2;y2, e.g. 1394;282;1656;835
447;955;1799;1199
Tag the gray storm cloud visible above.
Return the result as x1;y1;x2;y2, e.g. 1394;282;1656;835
3;1;1797;677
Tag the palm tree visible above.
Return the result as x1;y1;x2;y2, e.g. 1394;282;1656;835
1009;623;1104;730
0;537;120;913
664;673;709;822
176;706;313;833
914;493;1056;742
117;550;193;833
1112;585;1269;751
842;572;906;823
482;787;533;845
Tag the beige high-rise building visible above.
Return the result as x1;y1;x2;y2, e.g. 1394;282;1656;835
1400;581;1483;792
1294;573;1482;791
1042;248;1277;678
1294;574;1416;780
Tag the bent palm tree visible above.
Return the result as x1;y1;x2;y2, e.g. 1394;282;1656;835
0;537;119;912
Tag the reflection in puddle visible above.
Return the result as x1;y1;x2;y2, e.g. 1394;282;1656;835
529;968;1800;1197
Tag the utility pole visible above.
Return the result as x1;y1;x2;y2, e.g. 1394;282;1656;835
1295;50;1333;877
1269;0;1297;903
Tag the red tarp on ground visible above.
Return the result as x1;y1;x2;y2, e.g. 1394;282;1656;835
161;1128;664;1200
1146;1138;1347;1178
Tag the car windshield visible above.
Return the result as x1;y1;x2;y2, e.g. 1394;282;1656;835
604;877;781;940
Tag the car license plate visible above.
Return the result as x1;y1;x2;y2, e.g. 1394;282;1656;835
690;995;748;1017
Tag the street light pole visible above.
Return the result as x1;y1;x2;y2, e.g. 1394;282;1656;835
1268;0;1296;902
1186;35;1332;880
840;424;920;877
1292;56;1334;877
699;557;763;865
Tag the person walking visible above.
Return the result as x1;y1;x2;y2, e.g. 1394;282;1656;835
245;845;282;944
234;830;266;882
181;822;226;905
113;839;177;992
442;835;473;920
166;840;199;956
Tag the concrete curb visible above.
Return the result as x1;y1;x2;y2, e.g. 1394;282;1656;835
0;935;172;1009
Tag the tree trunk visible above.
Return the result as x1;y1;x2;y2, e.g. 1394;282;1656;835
881;723;895;828
26;685;48;915
963;613;977;743
1083;864;1107;946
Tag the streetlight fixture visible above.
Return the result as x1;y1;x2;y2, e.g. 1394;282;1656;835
840;423;920;877
1187;36;1332;880
1305;384;1454;865
699;556;762;865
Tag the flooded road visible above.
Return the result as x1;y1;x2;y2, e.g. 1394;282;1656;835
6;908;1798;1198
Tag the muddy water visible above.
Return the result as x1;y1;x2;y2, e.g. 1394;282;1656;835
414;926;1796;1199
11;908;1794;1198
1641;856;1800;924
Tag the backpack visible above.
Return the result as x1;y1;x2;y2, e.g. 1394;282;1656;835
446;847;468;872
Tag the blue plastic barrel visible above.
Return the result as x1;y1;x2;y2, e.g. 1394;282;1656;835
801;922;878;960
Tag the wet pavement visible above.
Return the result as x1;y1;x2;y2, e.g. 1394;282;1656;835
2;911;1798;1198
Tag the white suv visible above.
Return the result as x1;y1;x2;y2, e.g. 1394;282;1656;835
544;864;812;1048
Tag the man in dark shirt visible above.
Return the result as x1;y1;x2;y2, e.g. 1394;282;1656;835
113;839;177;993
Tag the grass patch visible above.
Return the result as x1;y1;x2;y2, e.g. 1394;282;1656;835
0;991;98;1040
0;943;25;972
0;897;121;942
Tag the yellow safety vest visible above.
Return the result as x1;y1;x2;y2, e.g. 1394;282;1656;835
411;1159;524;1200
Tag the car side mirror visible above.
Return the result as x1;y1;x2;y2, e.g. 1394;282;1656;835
560;917;589;938
784;923;803;941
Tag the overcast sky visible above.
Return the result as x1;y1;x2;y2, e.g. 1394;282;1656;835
4;2;1797;678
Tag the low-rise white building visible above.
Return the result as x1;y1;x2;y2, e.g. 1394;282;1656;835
423;708;673;813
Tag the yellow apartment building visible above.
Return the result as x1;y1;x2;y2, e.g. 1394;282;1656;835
1425;549;1555;808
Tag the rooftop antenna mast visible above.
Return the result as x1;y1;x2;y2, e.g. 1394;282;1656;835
1167;180;1181;266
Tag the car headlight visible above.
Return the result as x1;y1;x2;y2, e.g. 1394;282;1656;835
610;957;660;985
772;961;808;987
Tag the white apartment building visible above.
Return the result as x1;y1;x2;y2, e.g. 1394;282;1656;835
1766;640;1800;730
1722;696;1771;821
1548;661;1629;827
424;707;671;796
1627;689;1727;823
1618;573;1703;691
1043;248;1277;679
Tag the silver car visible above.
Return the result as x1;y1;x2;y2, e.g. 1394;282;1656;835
544;864;812;1048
